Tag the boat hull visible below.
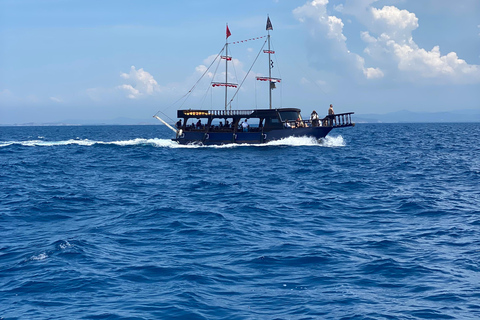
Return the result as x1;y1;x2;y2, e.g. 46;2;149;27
174;126;334;145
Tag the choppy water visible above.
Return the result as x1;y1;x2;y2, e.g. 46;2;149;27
1;123;479;319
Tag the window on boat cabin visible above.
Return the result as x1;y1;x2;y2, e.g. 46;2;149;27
279;111;300;122
264;117;282;129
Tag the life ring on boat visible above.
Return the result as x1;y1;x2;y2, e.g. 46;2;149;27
263;134;267;141
205;133;210;140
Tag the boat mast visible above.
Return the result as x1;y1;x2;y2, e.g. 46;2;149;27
267;19;272;109
255;17;281;109
225;24;229;111
211;24;237;110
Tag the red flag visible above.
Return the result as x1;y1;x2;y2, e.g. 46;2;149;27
226;25;231;38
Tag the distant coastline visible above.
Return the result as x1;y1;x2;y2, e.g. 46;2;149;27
1;109;479;126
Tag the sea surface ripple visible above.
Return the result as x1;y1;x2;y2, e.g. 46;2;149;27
1;123;479;319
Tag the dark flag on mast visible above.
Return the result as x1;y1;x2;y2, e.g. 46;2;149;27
226;25;231;38
266;17;273;30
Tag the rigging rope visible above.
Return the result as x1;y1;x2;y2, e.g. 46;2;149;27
154;34;279;118
269;39;283;108
154;45;226;117
199;51;224;109
229;35;267;45
227;39;267;109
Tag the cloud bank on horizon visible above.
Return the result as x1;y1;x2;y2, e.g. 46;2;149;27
117;0;480;97
0;0;479;124
293;0;480;84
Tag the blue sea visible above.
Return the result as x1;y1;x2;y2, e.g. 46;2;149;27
1;123;479;320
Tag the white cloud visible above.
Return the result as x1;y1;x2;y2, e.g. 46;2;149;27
293;0;383;80
309;0;480;84
0;89;12;96
118;84;140;99
0;89;43;106
50;96;62;103
363;67;384;79
333;4;344;13
370;6;418;43
359;5;480;83
118;66;160;99
326;15;347;42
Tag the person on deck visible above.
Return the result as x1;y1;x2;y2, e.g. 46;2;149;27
242;119;249;132
328;104;336;126
176;119;182;129
196;119;202;129
310;110;319;127
328;104;335;115
296;117;304;128
284;120;291;128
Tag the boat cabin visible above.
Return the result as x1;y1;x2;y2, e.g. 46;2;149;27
176;108;354;133
177;108;307;132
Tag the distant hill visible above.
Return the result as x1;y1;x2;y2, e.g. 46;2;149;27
2;109;479;126
355;109;480;123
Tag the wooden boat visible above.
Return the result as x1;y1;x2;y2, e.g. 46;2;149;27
154;17;354;145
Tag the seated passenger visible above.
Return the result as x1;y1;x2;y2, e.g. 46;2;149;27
284;120;291;128
196;119;202;129
296;117;304;128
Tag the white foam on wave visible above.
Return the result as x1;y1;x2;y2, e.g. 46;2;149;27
31;252;48;261
169;135;346;148
1;139;97;147
0;138;170;147
59;240;71;250
0;135;345;148
320;135;346;147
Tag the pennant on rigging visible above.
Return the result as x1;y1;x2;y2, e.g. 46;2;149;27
266;17;273;31
226;25;231;38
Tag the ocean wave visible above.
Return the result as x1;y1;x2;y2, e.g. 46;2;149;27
0;138;167;148
0;135;345;148
30;252;48;261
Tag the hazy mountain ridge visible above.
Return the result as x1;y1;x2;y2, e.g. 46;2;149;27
352;109;480;123
1;110;479;126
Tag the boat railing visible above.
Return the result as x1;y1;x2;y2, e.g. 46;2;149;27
327;112;354;127
287;112;354;128
310;112;354;127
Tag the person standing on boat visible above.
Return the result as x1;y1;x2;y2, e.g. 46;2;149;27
242;119;249;132
328;104;335;115
328;104;336;126
311;110;319;127
176;119;182;129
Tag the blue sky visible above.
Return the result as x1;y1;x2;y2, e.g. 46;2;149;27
1;0;479;124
